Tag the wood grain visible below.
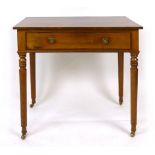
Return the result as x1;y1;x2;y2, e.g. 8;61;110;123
18;52;27;140
118;52;124;105
13;17;143;30
26;32;130;50
30;53;36;108
130;53;139;137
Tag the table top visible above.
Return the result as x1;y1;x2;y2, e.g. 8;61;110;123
13;16;143;30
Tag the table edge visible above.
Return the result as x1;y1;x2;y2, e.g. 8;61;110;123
13;27;143;30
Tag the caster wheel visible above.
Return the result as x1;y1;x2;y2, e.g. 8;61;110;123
30;103;34;108
21;134;26;140
119;101;123;105
130;131;135;137
119;98;123;105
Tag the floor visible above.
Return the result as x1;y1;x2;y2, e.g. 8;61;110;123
0;53;153;147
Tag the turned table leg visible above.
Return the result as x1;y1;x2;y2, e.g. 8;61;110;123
18;52;27;140
130;53;138;137
30;53;36;108
118;52;124;105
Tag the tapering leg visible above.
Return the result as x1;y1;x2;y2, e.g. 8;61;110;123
18;52;27;140
130;53;138;137
118;52;124;105
30;53;36;108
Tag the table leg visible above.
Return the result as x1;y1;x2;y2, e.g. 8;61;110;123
30;53;36;108
130;53;138;137
18;52;27;140
118;52;124;105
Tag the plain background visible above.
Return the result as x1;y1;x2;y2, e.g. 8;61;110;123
0;0;155;154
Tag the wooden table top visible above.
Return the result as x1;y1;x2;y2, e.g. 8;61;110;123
13;16;143;30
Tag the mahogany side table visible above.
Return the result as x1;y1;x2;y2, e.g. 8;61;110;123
13;17;143;139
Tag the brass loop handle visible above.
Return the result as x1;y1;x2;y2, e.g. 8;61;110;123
102;37;109;45
48;38;56;44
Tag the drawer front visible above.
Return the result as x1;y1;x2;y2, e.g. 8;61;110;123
26;32;130;50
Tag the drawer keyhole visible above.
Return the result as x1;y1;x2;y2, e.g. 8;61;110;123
102;37;109;45
48;38;56;44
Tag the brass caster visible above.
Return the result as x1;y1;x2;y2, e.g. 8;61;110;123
119;97;123;105
130;131;135;137
119;101;123;105
21;134;26;140
30;103;34;108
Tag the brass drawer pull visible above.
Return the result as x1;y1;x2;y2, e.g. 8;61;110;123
102;37;109;45
48;38;56;44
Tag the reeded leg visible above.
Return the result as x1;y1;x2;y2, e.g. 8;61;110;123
18;52;27;140
118;52;124;105
30;53;36;108
130;53;138;137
